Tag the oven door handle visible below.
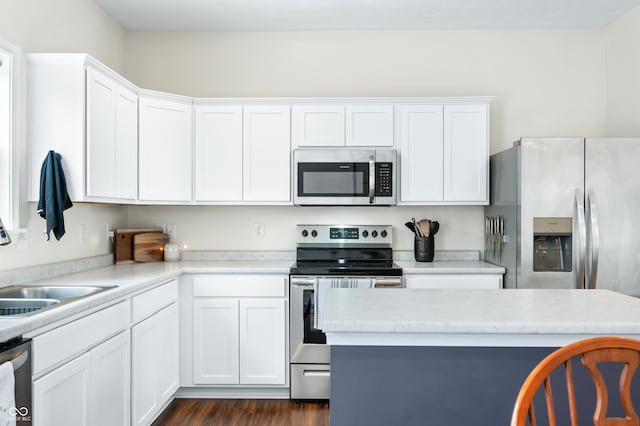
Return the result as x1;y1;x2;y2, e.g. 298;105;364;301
374;277;403;288
291;278;316;288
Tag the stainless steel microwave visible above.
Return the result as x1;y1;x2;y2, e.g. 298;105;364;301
293;149;397;206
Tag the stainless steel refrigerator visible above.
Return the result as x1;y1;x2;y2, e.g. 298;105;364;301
485;137;640;296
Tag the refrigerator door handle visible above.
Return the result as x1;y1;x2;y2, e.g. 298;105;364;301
575;191;586;289
587;191;600;289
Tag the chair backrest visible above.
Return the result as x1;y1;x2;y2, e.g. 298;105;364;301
510;336;640;426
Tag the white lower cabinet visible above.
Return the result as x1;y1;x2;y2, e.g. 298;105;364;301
132;301;179;426
193;298;286;386
191;275;288;387
91;331;131;426
33;353;91;426
193;298;240;384
404;274;503;289
239;299;286;385
33;330;130;426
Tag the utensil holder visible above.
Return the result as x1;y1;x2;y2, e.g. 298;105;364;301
414;236;434;262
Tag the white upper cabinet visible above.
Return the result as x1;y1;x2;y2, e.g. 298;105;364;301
86;67;138;200
399;105;444;202
194;105;243;202
27;55;491;208
27;54;138;203
138;92;193;203
243;106;291;202
292;105;346;147
443;104;489;203
399;100;491;205
346;105;394;147
114;87;139;200
292;104;394;147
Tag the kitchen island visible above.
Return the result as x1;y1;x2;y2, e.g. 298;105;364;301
322;288;640;426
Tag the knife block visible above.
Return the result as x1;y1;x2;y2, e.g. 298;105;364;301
414;236;434;262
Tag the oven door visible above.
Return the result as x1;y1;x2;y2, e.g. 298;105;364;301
290;277;330;364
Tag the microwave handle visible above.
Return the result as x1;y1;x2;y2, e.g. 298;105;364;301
369;155;375;204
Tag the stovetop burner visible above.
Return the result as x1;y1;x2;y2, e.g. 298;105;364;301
290;224;402;276
289;262;403;276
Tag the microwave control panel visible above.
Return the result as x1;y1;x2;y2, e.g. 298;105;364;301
375;163;393;196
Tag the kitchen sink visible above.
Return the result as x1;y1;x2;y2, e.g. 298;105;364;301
0;285;116;318
0;285;113;300
0;298;60;317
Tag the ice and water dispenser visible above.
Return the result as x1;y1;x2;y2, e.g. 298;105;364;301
533;217;572;272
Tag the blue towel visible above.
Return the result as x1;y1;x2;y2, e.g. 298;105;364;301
37;151;73;241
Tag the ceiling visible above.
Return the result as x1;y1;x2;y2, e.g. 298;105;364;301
95;0;640;32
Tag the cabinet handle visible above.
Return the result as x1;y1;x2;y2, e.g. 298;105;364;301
369;154;375;204
303;370;330;377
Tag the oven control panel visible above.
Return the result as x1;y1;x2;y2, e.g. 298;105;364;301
297;225;392;245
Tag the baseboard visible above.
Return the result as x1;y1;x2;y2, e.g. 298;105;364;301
175;387;290;399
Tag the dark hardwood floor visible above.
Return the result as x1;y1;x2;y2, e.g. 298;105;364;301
153;399;330;426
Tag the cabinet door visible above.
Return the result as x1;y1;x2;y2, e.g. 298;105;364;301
292;105;345;147
243;106;291;202
399;105;444;202
346;105;394;147
239;298;286;385
131;312;159;426
194;105;243;201
156;303;180;402
114;86;138;200
33;352;91;426
443;104;488;203
86;67;116;198
193;298;240;385
91;330;131;426
86;68;138;200
139;95;193;202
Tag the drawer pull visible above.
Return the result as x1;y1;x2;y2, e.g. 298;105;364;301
303;370;331;377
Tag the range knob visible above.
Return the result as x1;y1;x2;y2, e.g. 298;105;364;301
311;230;318;238
381;230;388;238
371;230;378;238
362;230;369;238
301;229;309;237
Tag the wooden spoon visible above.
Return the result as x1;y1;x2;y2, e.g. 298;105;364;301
418;219;431;237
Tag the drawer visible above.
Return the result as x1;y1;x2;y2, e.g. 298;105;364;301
291;364;330;400
132;279;178;324
404;274;503;289
33;300;130;376
193;275;286;297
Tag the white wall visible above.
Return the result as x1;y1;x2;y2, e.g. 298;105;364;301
125;30;608;154
0;0;127;270
127;205;480;252
124;29;607;252
606;5;640;136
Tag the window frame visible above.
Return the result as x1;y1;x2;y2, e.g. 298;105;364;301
0;37;21;230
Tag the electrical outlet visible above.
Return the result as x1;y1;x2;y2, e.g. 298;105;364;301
254;223;265;239
17;231;28;250
106;224;113;240
167;224;177;242
80;224;88;245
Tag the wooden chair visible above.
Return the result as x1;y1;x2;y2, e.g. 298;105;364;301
510;336;640;426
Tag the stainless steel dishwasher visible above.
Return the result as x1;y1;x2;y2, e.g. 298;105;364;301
0;338;32;425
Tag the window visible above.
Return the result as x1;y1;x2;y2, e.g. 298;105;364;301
0;37;20;230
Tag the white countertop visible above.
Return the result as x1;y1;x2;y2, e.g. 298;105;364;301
322;288;640;347
0;258;503;342
0;260;292;342
396;260;505;274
